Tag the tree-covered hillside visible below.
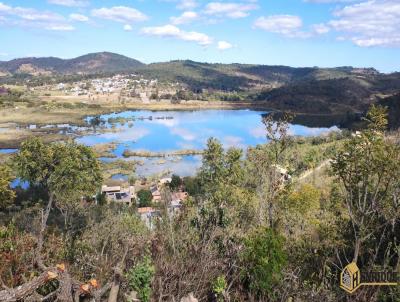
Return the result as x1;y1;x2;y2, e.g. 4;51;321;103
0;107;399;301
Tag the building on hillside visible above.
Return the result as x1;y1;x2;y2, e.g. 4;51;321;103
150;185;162;202
171;191;188;202
159;177;172;185
167;199;182;217
101;185;136;206
138;207;160;229
271;165;291;184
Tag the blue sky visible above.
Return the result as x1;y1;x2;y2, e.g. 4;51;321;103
0;0;399;72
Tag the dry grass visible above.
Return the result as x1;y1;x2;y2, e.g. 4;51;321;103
0;128;65;148
91;142;118;158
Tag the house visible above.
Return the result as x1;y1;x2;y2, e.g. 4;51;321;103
0;87;8;95
101;185;136;206
150;185;162;202
271;165;291;183
138;207;160;229
159;177;172;185
172;191;188;202
167;199;182;217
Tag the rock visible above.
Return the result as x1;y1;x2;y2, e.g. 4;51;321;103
125;290;139;302
180;293;198;302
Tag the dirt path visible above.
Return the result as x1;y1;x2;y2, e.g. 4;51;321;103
297;159;332;181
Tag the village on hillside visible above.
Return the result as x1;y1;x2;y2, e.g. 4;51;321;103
28;74;193;104
100;175;189;229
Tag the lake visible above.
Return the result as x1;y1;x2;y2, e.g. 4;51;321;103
76;109;339;178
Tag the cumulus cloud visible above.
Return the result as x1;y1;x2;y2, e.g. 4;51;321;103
0;3;11;13
177;0;198;10
217;40;233;50
124;24;133;31
69;13;89;22
48;0;89;7
0;2;74;31
45;24;75;31
12;7;64;22
312;23;330;34
254;15;304;36
91;6;148;23
170;11;198;25
171;128;197;141
329;0;400;47
204;2;258;19
141;24;213;46
305;0;358;3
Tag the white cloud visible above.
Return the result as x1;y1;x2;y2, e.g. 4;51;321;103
204;2;258;19
217;40;233;50
69;13;89;22
12;7;64;22
222;135;245;149
91;6;148;23
48;0;89;7
0;2;74;31
141;24;213;46
0;3;11;13
45;24;75;31
305;0;358;3
177;0;198;10
312;23;330;34
328;0;400;47
171;128;197;141
124;24;133;31
170;11;198;25
254;15;304;36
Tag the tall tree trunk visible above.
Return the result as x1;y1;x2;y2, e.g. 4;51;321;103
58;271;74;302
36;193;54;270
353;238;361;263
107;247;129;302
0;268;58;302
107;281;120;302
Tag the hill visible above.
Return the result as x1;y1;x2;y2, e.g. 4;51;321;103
0;52;144;75
379;93;400;129
1;52;399;117
135;60;381;92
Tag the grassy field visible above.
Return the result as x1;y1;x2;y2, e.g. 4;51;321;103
122;149;204;158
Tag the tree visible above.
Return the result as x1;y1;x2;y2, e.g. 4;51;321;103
246;112;293;227
331;105;400;264
0;164;15;210
169;174;182;191
183;176;201;196
6;138;103;301
137;189;153;207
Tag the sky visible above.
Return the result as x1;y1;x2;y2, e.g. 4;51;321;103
0;0;399;72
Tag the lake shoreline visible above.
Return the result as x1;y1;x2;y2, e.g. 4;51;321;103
0;100;352;149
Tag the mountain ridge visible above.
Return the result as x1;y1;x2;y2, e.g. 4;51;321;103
0;52;145;75
1;52;399;116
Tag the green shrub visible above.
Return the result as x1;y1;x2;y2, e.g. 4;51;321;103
126;256;155;302
240;227;287;299
137;189;153;207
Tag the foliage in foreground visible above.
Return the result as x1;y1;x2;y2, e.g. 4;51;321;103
0;106;399;302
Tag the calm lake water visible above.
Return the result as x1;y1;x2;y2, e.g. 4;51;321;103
76;109;339;177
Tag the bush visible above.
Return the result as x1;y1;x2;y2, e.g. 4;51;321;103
169;174;182;191
126;256;155;302
137;189;153;207
240;227;287;299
